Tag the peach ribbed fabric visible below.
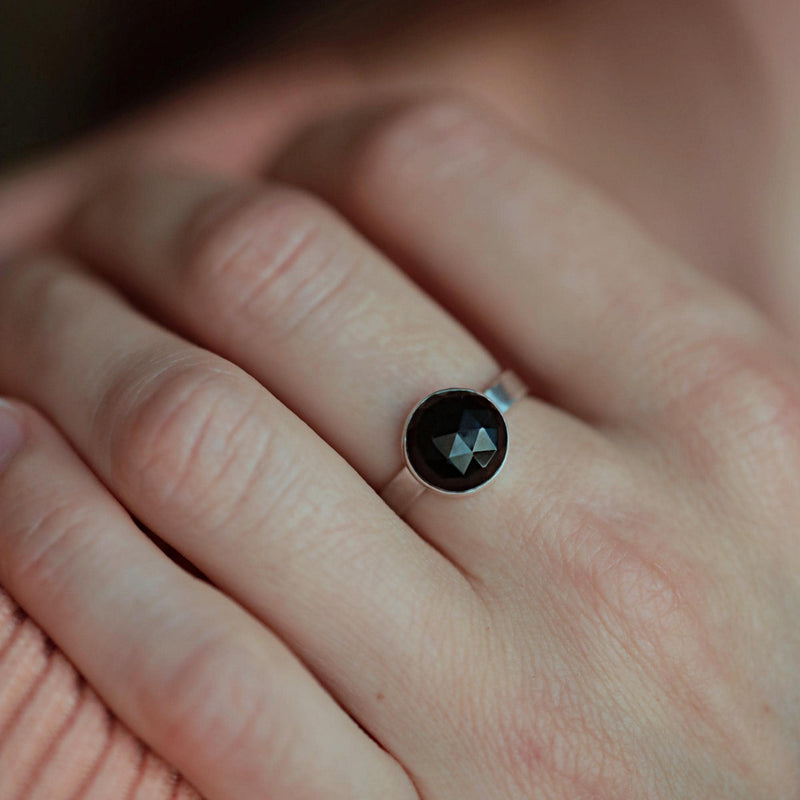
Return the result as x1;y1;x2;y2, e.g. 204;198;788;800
0;587;202;800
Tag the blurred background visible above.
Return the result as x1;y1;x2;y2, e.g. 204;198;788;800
0;0;418;168
3;0;798;321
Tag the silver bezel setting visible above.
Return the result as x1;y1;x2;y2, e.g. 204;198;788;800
400;386;510;496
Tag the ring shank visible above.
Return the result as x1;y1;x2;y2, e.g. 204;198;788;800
380;369;528;517
483;369;528;414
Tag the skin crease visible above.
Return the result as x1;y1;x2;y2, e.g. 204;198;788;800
1;2;800;798
1;96;799;796
1;0;800;339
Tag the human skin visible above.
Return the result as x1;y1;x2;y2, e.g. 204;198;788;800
1;91;800;797
1;3;800;796
2;0;800;339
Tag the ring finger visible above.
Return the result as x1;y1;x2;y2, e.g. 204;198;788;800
65;167;599;571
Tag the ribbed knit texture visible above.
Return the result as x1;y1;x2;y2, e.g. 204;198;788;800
0;588;202;799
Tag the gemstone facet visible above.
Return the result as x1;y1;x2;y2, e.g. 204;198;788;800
404;389;508;493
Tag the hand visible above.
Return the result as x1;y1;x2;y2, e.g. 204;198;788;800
4;1;800;347
0;96;797;799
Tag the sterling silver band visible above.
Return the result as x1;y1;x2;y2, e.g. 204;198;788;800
380;368;528;517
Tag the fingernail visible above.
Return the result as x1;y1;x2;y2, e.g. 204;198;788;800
0;400;26;473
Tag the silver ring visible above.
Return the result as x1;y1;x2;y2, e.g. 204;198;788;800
380;369;528;517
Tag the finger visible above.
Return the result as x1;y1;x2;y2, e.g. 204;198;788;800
0;255;481;770
0;53;359;255
0;400;414;800
269;95;800;598
66;169;507;488
64;166;602;576
269;96;788;433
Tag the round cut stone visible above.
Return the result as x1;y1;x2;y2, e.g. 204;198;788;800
404;388;508;493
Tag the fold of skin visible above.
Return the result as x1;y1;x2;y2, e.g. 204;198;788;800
0;2;799;796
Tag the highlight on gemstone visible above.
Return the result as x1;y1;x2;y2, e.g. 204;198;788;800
404;388;508;493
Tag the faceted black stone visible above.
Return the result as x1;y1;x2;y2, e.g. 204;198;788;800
404;389;508;493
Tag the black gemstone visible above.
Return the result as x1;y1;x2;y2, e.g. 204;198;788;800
404;389;508;493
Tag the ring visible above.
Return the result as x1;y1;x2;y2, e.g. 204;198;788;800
381;369;529;516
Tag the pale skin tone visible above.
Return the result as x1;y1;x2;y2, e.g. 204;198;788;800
1;3;800;798
3;0;800;334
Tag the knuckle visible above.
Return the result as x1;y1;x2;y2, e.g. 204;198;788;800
546;503;783;785
549;494;704;653
102;355;267;515
660;333;800;473
348;95;501;195
180;186;357;341
520;456;716;681
144;630;291;775
3;494;93;604
1;256;85;347
516;450;800;796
